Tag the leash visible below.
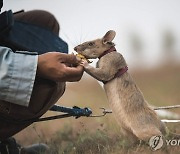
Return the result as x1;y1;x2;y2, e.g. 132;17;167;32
161;119;180;123
35;104;180;123
35;105;92;122
153;105;180;110
0;105;112;124
35;105;112;122
15;105;112;123
1;104;179;124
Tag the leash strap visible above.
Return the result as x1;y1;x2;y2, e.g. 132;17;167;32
35;105;92;122
0;105;93;124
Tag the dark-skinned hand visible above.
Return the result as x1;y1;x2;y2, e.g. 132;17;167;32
37;52;83;82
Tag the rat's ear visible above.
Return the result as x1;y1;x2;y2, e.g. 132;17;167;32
102;30;116;44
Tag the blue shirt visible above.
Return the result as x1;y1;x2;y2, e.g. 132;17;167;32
0;46;38;106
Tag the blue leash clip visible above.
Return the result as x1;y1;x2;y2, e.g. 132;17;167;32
50;105;92;119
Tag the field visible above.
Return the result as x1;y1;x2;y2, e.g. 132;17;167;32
15;64;180;154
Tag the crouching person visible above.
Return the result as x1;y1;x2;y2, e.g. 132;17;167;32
0;8;83;154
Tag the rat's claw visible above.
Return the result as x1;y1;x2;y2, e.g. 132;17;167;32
80;60;89;67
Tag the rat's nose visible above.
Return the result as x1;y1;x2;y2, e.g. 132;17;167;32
74;46;77;51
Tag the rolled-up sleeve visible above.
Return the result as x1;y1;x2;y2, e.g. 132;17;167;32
0;46;38;107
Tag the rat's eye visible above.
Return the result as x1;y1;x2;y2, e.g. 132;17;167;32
88;42;94;46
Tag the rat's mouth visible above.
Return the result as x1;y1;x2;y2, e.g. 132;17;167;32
76;53;92;63
74;46;82;53
74;47;87;58
74;46;92;63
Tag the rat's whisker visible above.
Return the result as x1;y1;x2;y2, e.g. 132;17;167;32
79;25;83;44
71;29;80;46
82;31;89;43
61;30;76;47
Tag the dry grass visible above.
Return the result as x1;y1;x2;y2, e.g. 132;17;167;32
15;64;180;154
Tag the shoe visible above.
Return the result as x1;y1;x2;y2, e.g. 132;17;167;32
20;143;50;154
0;137;20;154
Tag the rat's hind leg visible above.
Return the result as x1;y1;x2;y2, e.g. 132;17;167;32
121;127;139;145
132;125;162;142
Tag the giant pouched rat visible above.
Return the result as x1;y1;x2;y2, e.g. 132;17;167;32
74;30;166;142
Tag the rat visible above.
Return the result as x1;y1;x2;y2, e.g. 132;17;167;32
74;30;166;143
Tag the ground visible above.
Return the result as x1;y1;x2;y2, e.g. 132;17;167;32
15;64;180;154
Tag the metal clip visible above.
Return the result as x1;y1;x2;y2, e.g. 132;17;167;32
89;107;112;117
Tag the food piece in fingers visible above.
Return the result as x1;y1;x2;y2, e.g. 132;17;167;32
76;53;91;63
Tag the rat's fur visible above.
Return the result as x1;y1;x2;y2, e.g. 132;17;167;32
74;30;166;142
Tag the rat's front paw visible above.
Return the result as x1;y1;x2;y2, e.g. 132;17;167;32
80;60;89;68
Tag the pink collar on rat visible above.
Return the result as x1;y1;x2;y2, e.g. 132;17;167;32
103;66;128;84
98;46;116;59
98;46;128;84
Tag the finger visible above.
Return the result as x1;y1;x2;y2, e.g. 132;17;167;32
76;56;82;63
66;65;84;75
58;53;78;64
64;65;84;81
80;64;84;67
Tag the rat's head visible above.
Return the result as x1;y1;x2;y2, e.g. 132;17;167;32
74;30;116;59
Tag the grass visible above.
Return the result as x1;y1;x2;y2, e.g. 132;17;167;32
42;124;180;154
15;64;180;154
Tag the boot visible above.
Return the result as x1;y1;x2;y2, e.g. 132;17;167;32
0;137;50;154
20;143;50;154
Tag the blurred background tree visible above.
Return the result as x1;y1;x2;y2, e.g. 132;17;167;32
130;32;143;54
127;31;145;68
161;29;176;62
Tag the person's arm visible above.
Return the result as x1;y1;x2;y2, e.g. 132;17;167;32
0;46;83;107
0;46;38;106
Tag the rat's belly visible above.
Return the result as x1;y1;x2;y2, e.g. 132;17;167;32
104;79;127;124
104;78;123;106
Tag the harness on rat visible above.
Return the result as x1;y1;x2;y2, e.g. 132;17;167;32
98;46;128;84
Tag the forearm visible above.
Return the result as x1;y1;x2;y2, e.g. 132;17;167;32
85;65;113;82
0;46;38;106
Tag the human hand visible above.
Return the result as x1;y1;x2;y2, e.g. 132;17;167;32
37;52;84;82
